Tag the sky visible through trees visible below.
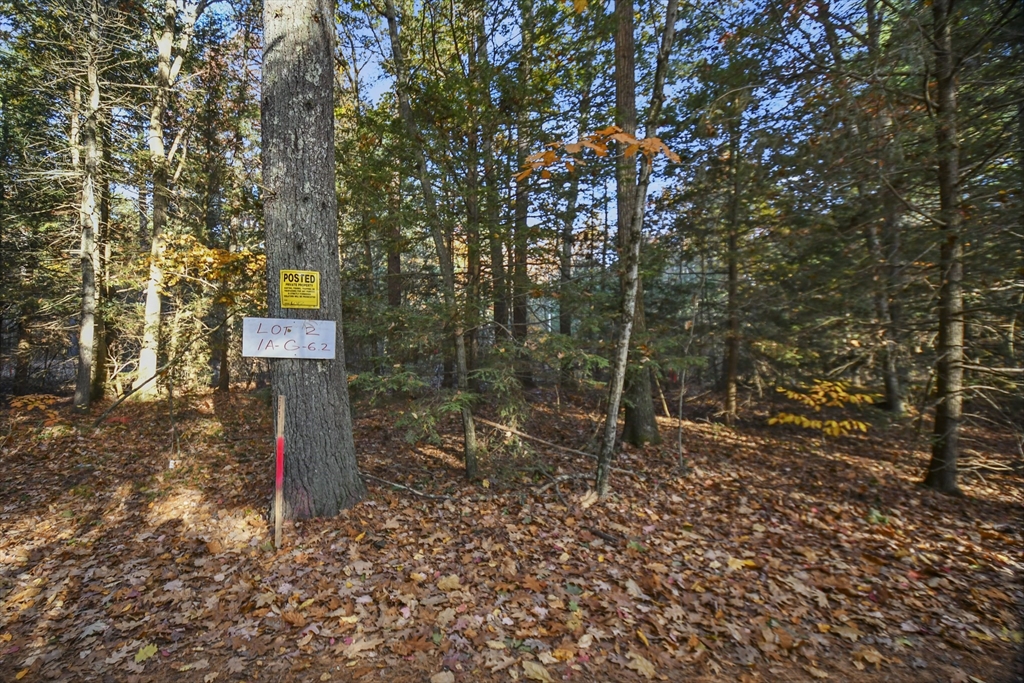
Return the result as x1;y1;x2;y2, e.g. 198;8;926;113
0;1;1021;679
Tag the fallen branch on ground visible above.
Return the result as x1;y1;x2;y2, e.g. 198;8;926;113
362;473;452;500
535;472;592;494
476;417;640;477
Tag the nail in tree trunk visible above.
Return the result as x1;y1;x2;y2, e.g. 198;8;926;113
615;0;660;446
384;0;478;479
923;0;964;494
596;0;677;496
262;0;366;516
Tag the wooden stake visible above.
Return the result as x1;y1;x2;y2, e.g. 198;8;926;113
274;395;285;550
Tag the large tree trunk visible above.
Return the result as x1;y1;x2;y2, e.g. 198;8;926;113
384;0;478;479
596;0;677;495
74;28;101;410
263;0;365;517
615;0;660;446
923;0;964;494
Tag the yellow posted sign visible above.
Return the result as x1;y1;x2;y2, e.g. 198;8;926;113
280;270;320;309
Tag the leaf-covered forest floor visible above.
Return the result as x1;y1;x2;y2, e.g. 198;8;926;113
1;387;1021;683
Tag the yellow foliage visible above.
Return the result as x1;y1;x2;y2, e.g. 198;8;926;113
768;381;874;438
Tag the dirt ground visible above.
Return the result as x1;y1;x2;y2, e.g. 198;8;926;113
1;388;1021;682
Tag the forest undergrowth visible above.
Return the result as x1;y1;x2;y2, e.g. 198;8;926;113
1;389;1021;683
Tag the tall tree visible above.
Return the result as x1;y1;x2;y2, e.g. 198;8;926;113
262;0;365;516
596;0;677;495
383;0;479;480
617;0;661;446
923;0;964;494
136;0;206;398
72;0;104;409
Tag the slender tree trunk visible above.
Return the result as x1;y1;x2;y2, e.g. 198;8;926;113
466;26;482;378
476;10;506;340
386;219;402;308
596;0;677;496
384;0;478;479
92;110;111;400
512;0;534;387
866;217;903;414
560;82;592;384
724;122;741;423
484;146;507;338
616;0;660;445
924;0;964;494
75;26;101;410
263;0;365;517
137;0;203;398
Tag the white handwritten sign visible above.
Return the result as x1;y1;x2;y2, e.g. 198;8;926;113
242;318;336;359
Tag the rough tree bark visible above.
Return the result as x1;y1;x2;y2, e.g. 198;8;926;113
74;17;101;410
616;0;661;446
923;0;964;494
596;0;677;496
262;0;366;516
384;0;478;479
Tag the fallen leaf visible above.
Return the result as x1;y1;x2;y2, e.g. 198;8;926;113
833;624;862;642
626;651;657;679
437;574;462;591
578;490;599;509
727;557;756;571
522;660;553;682
805;665;829;679
430;672;455;683
134;643;158;664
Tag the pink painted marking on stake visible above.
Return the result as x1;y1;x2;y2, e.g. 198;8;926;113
275;436;285;490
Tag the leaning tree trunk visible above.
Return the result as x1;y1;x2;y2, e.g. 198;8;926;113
596;0;677;496
616;0;660;446
74;27;102;410
923;0;964;494
384;0;478;479
262;0;365;517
